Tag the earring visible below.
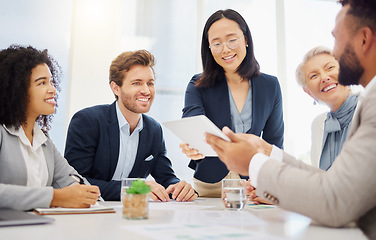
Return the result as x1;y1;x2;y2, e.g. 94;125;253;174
246;44;248;47
313;100;317;105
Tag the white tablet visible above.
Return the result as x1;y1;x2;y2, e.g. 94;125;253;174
162;115;230;157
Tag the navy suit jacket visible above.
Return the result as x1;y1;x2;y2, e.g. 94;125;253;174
183;73;284;183
64;102;179;200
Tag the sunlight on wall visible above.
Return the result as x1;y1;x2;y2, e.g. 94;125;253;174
284;0;341;163
0;0;346;182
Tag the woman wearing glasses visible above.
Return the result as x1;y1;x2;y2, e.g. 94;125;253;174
180;9;284;197
0;45;100;210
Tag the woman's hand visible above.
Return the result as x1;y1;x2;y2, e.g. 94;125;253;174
50;184;100;208
245;180;273;205
179;143;205;160
249;189;273;204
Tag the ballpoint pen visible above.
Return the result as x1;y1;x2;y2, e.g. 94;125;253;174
69;173;105;202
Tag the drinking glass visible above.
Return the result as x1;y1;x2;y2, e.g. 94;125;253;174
222;179;247;210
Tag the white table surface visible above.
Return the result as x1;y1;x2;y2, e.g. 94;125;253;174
0;198;367;240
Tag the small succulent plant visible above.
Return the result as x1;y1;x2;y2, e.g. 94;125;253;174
125;179;151;194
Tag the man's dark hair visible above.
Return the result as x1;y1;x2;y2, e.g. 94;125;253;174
339;0;376;34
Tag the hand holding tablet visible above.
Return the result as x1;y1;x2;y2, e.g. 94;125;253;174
163;115;230;157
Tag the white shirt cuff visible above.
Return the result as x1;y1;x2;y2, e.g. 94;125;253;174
270;145;283;162
248;145;283;188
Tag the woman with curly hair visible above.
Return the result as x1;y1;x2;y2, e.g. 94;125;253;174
0;45;100;210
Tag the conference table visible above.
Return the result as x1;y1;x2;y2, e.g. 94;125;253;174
1;198;366;240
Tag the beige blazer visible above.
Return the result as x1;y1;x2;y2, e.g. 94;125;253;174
256;82;376;238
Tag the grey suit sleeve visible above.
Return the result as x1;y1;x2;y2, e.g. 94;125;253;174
0;184;53;210
0;129;79;210
256;91;376;227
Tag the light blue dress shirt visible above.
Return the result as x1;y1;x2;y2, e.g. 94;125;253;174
228;79;253;133
112;102;143;180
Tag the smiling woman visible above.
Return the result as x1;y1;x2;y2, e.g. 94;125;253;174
0;47;62;134
26;63;57;136
180;9;284;198
0;45;101;210
296;46;359;170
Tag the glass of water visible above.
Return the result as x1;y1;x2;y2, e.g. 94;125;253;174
222;179;247;210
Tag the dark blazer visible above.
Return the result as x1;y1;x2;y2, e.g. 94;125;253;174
64;102;180;201
183;73;284;183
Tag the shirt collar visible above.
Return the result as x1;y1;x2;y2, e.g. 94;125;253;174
360;75;376;100
4;122;47;148
115;101;143;134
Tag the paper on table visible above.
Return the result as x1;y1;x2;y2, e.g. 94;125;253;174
123;224;287;240
33;202;115;215
149;200;215;211
246;203;277;209
172;209;267;227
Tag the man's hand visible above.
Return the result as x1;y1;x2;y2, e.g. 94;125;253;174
239;133;273;157
205;127;260;176
166;181;197;202
145;180;170;202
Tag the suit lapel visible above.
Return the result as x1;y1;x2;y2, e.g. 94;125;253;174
42;141;54;186
128;115;148;177
214;77;232;130
108;102;121;178
248;75;257;134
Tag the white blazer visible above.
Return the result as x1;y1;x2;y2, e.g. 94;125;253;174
310;112;327;168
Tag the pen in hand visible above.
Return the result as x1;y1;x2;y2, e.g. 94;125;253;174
69;173;105;202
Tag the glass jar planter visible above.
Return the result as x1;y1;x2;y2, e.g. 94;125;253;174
122;193;148;219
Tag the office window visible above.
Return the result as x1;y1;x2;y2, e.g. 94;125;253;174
0;0;73;152
283;0;341;162
0;0;347;183
140;0;278;181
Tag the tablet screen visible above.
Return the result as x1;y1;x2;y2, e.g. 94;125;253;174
163;115;230;157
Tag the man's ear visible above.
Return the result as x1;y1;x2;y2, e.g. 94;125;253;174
110;81;119;97
359;27;374;54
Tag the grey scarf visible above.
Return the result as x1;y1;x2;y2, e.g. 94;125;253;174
319;94;359;170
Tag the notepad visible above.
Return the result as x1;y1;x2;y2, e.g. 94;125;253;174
33;203;115;215
163;115;230;157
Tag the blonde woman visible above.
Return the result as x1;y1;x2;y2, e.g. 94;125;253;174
296;46;358;170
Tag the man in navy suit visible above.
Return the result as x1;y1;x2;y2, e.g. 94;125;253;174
64;50;197;202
